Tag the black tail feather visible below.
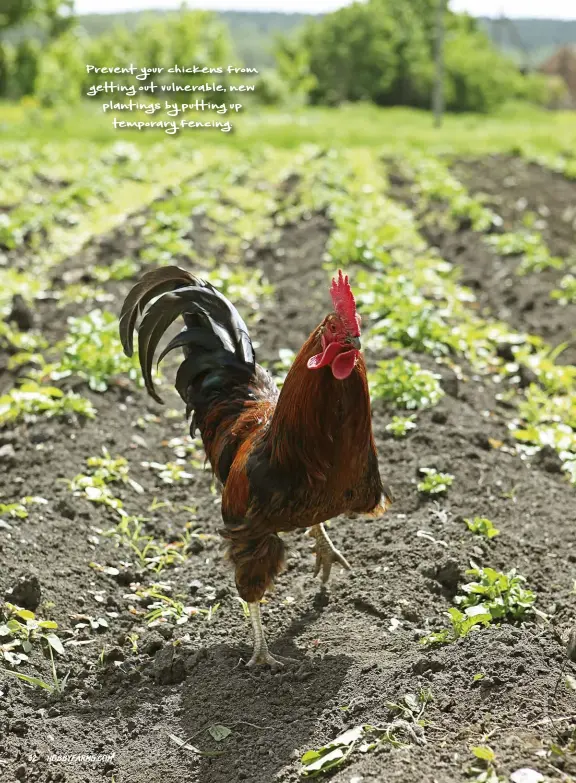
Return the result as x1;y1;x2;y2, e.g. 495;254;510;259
119;266;255;405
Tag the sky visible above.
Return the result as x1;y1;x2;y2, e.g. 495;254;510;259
74;0;576;19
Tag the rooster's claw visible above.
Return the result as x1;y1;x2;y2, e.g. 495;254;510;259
246;651;298;669
308;523;352;583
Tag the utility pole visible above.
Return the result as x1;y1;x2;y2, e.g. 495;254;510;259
433;0;446;128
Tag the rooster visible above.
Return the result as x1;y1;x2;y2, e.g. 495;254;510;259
120;267;391;667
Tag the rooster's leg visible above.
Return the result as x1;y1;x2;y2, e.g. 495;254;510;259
308;523;352;583
247;602;295;668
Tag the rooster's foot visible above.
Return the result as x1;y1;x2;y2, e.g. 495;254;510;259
246;601;298;669
246;650;297;669
308;523;352;583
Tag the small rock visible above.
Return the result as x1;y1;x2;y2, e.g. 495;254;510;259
55;499;76;520
431;410;447;425
533;445;563;475
517;364;538;389
425;557;462;595
153;644;187;685
9;719;28;736
0;443;16;465
7;574;42;611
157;624;173;640
15;764;27;780
143;635;164;656
437;370;459;398
103;647;125;664
7;294;34;331
412;656;444;675
417;455;447;475
496;342;515;362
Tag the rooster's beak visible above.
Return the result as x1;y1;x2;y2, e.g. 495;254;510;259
348;336;361;350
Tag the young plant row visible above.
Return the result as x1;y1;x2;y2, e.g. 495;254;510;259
282;147;576;486
398;153;566;275
1;146;296;426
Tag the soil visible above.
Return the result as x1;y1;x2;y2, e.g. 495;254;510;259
1;161;576;783
400;155;576;365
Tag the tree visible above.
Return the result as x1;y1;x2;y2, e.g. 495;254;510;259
0;0;75;37
292;0;535;113
0;42;12;98
0;1;36;33
14;39;41;97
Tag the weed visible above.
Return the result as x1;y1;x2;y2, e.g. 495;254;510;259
0;603;65;691
551;273;576;306
68;449;142;512
132;585;219;627
456;563;535;621
301;691;430;777
141;460;195;484
464;517;500;540
417;468;454;495
55;309;144;392
422;563;535;646
370;357;444;410
0;381;96;425
385;414;417;438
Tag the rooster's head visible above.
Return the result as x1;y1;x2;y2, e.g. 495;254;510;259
307;270;361;380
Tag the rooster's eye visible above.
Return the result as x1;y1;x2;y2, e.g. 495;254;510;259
329;323;337;333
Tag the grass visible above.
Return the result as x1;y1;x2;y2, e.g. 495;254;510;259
2;100;576;156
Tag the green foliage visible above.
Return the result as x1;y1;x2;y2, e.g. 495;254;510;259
295;0;536;113
0;381;95;426
134;585;219;627
83;9;232;98
443;29;527;113
417;468;454;495
370;357;444;410
0;0;36;32
456;564;536;621
68;449;143;512
422;563;535;646
14;39;40;98
422;606;492;646
35;29;85;107
55;309;143;392
485;229;564;274
141;460;195;485
271;35;316;106
0;496;46;523
0;42;12;97
92;257;140;283
0;602;64;670
301;691;430;776
385;414;417;438
465;517;500;540
551;274;576;306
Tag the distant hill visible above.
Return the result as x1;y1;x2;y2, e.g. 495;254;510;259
75;10;310;69
75;12;576;70
479;17;576;66
3;10;576;71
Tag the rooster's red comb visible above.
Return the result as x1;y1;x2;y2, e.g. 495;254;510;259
330;270;360;336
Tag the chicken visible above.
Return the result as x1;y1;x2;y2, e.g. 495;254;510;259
119;266;391;667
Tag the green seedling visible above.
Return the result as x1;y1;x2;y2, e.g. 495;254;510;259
0;381;96;425
417;468;454;495
464;517;500;540
301;691;429;777
385;414;417;438
422;562;535;646
141;460;195;484
370;358;444;410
